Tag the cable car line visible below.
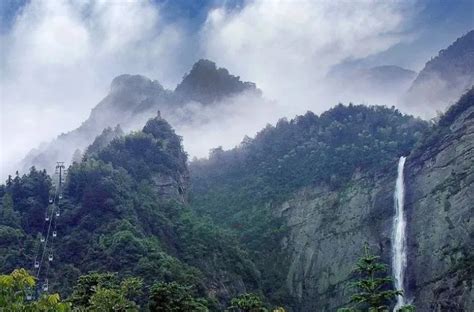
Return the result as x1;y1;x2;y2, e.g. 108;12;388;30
31;161;65;295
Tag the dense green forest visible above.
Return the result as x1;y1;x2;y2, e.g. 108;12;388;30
0;116;262;310
190;104;428;303
1;268;273;311
1;244;413;311
0;103;432;310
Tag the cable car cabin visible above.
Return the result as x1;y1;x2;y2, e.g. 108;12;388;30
52;231;57;237
48;254;53;261
59;194;63;199
26;293;33;301
34;261;39;268
40;236;45;242
42;282;48;292
49;199;53;204
45;216;49;221
56;211;60;217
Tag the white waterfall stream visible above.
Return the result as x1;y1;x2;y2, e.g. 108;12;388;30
392;156;407;311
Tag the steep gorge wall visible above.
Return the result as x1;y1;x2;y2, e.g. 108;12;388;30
277;94;473;311
276;170;397;311
405;99;473;311
188;99;471;310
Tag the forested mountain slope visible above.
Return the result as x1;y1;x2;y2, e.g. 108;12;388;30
0;115;260;310
2;94;472;310
190;104;429;309
189;90;473;311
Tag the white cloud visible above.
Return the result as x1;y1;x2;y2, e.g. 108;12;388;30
201;0;415;114
168;92;278;159
0;0;189;176
1;0;422;177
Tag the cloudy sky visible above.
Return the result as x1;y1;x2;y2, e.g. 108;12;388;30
1;0;473;176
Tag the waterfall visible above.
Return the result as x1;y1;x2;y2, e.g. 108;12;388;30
392;156;407;311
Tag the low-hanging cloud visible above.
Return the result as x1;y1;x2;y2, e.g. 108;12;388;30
1;0;193;176
1;0;438;177
201;0;417;114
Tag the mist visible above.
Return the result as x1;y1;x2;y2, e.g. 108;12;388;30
1;0;471;177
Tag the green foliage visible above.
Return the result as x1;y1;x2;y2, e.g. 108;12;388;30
192;104;427;206
69;272;119;307
410;86;473;160
69;272;142;311
85;125;124;158
1;193;20;227
227;293;268;312
190;104;428;304
97;117;187;182
338;244;413;312
148;282;208;312
5;167;52;234
438;87;473;127
0;225;25;273
0;268;71;311
1;105;432;310
397;305;416;312
1;116;258;308
0;168;52;272
71;149;83;164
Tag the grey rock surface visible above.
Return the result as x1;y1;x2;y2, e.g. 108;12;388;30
276;172;396;311
276;100;473;311
405;102;474;311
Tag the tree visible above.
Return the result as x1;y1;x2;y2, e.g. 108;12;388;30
87;285;140;312
68;272;142;311
148;282;208;312
71;149;83;164
227;293;268;312
0;193;20;227
338;244;415;312
0;268;70;311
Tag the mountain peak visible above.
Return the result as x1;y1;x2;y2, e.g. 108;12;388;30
404;30;474;114
174;59;259;104
110;74;164;94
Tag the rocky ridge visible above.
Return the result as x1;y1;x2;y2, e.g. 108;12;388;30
18;59;259;174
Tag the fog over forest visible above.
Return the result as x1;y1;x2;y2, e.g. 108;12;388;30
0;1;473;311
1;0;472;177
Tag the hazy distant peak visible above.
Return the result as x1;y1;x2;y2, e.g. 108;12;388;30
411;30;474;86
174;59;260;104
110;74;165;94
404;30;474;115
354;65;417;87
328;63;416;82
367;65;416;79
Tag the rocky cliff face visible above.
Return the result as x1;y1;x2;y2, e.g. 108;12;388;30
152;172;189;203
275;90;473;311
405;90;473;311
276;170;397;311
